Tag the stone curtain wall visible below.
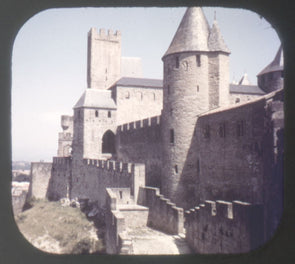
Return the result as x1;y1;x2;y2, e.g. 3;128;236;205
29;162;52;199
70;159;145;208
193;96;271;204
47;157;72;201
138;186;184;235
115;86;163;126
116;116;162;187
229;93;262;105
105;188;133;254
185;200;264;253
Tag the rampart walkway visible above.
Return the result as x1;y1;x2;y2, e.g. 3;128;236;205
126;226;192;254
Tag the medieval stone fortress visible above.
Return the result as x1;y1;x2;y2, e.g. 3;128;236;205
16;7;284;254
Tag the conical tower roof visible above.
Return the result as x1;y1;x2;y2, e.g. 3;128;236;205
257;45;284;76
238;73;251;85
208;20;230;53
163;7;210;58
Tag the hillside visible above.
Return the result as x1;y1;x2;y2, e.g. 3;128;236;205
15;200;105;254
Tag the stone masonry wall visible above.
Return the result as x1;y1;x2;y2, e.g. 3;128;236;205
116;116;162;187
87;28;121;89
185;200;264;253
138;186;184;235
29;162;52;199
47;157;72;201
229;93;262;105
192;96;270;204
114;86;163;125
70;159;145;208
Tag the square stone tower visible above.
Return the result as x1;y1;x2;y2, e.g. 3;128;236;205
87;28;121;89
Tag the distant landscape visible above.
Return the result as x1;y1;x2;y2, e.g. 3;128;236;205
12;161;31;171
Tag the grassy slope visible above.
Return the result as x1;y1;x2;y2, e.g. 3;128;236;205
15;200;105;254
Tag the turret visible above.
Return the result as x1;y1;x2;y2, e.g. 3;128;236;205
161;7;230;209
71;89;117;162
257;45;284;93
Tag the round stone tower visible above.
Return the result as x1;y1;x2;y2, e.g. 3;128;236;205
161;7;230;208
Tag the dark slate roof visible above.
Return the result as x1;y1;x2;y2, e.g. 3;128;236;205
163;7;210;58
230;84;265;95
208;20;230;53
257;46;284;76
113;77;163;89
73;89;117;109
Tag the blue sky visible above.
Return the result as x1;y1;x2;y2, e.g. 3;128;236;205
11;7;281;162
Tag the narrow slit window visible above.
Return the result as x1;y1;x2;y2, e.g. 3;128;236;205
108;111;111;118
176;57;179;68
237;120;244;137
170;129;174;144
219;123;226;138
119;191;123;199
197;85;200;92
95;110;99;117
196;55;201;67
174;165;178;174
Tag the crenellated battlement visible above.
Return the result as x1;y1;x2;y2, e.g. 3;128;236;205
83;159;134;174
118;115;161;132
184;200;253;222
185;200;264;253
89;27;121;42
138;186;184;235
53;156;72;165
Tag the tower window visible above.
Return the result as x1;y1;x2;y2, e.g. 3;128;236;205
170;129;174;144
196;55;201;67
197;159;200;174
108;111;111;118
174;165;178;174
219;122;226;138
176;57;179;68
197;85;200;92
119;191;123;199
237;120;244;137
95;110;99;117
204;125;210;138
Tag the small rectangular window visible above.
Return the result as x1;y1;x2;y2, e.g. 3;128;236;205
95;110;99;117
174;165;178;174
170;129;174;144
196;55;201;67
119;191;123;199
176;57;179;68
108;111;111;118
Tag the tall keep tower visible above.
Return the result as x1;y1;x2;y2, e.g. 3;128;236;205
87;28;121;89
161;7;230;208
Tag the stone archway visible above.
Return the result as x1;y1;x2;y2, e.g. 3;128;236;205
102;130;116;154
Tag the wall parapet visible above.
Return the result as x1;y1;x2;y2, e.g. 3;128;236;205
137;186;184;235
53;156;72;165
118;115;161;132
83;159;133;173
185;200;264;253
